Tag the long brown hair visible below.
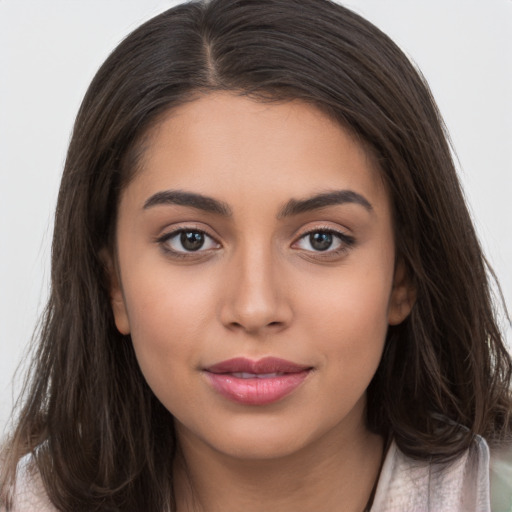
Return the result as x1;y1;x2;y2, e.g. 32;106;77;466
2;0;511;510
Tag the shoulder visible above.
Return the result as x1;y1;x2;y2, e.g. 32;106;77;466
372;435;508;512
1;453;58;512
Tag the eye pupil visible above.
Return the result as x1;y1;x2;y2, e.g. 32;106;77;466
181;231;204;251
310;232;332;251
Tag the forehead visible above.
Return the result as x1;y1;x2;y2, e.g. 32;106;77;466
122;92;388;213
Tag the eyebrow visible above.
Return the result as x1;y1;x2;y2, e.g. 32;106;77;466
277;190;373;218
143;190;233;216
143;189;373;218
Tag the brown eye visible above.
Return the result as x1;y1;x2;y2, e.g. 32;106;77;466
309;232;333;251
159;229;220;254
293;229;355;255
181;231;205;251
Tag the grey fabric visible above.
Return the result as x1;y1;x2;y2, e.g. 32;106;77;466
372;437;491;511
6;436;511;511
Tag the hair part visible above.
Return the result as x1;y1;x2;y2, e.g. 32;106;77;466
2;0;511;509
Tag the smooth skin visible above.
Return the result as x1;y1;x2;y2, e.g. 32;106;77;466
109;92;415;512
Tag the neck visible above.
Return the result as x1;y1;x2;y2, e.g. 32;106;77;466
173;417;384;512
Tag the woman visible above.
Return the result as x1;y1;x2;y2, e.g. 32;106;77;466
1;0;511;510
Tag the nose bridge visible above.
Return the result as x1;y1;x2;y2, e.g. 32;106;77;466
219;236;291;333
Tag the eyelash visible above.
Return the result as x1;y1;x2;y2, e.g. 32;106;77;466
156;228;220;259
155;226;355;259
292;227;355;259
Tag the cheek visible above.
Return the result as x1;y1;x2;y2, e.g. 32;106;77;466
298;261;393;380
120;269;217;393
302;260;393;333
124;261;216;332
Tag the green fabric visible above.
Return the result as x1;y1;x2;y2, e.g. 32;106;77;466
490;443;512;512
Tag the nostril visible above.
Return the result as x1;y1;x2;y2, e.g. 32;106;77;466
227;320;284;333
219;290;293;333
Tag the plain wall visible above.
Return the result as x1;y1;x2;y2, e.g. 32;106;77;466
1;0;511;435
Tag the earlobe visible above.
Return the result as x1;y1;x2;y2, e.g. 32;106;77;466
111;290;131;335
388;260;416;326
100;249;131;335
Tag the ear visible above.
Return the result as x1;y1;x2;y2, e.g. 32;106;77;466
100;249;131;335
388;260;416;326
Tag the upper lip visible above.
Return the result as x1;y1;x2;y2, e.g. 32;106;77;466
205;357;311;374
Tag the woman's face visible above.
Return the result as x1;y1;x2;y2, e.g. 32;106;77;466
110;92;413;460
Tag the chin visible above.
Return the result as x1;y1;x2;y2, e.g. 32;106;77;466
214;433;310;461
181;413;328;462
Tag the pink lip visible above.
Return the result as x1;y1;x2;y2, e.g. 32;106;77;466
204;357;312;406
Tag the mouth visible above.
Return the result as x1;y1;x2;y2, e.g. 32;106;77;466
203;357;313;405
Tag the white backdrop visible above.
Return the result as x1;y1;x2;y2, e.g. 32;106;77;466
1;0;511;435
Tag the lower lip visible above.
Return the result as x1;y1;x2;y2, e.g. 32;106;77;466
204;371;310;405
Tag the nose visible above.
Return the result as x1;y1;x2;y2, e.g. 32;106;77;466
218;244;293;335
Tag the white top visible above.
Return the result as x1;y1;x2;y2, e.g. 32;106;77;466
373;436;488;511
5;437;512;511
